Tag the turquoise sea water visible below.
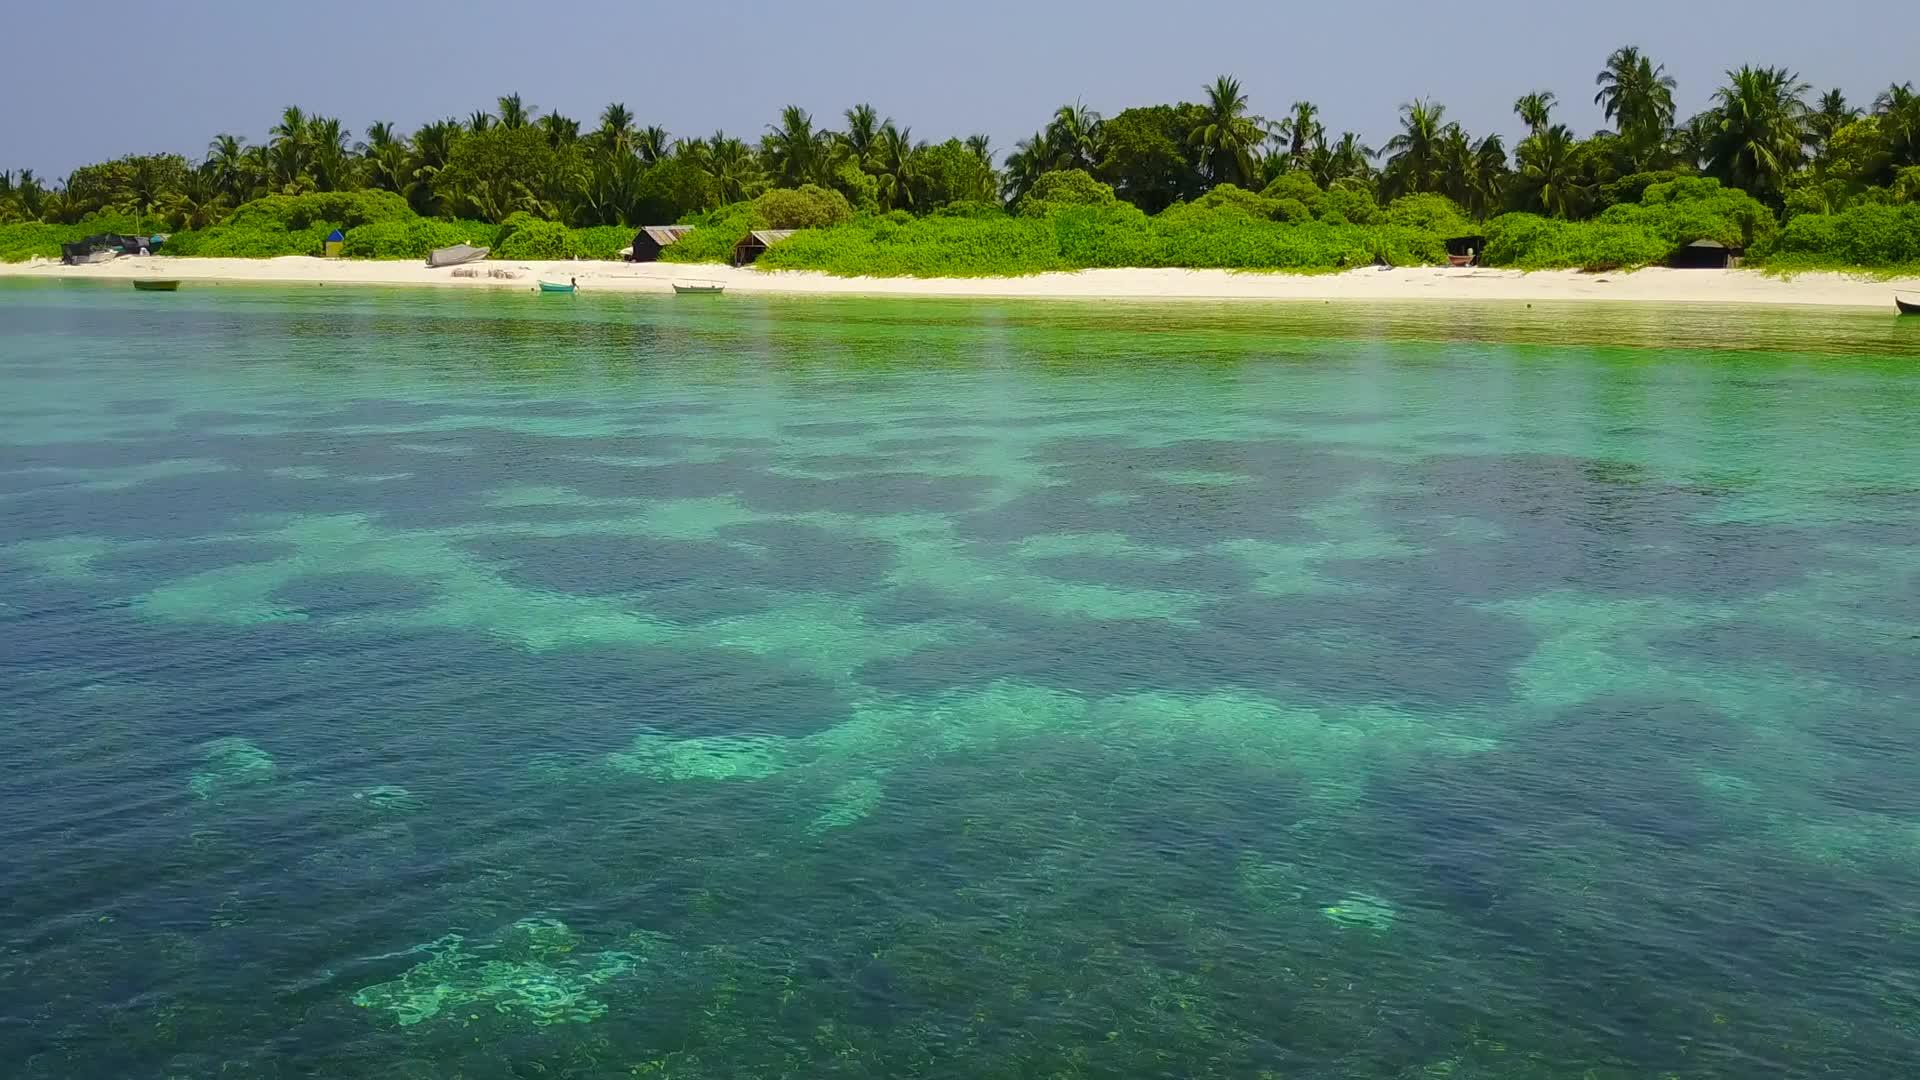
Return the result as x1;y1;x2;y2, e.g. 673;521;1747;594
3;281;1919;1078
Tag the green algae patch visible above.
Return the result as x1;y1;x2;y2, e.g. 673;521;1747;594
188;737;276;799
807;776;885;835
353;917;646;1028
1321;892;1399;931
609;733;791;781
352;785;425;813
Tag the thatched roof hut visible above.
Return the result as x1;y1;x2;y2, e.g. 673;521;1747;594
629;225;693;263
1671;238;1742;269
733;229;796;266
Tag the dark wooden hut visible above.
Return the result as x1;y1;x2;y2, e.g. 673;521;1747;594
629;225;693;262
1671;238;1742;269
732;229;796;266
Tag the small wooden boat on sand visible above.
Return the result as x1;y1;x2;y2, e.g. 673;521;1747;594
537;280;577;294
132;280;180;292
1897;294;1920;315
672;281;725;295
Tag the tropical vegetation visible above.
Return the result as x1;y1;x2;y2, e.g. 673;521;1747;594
5;55;1919;273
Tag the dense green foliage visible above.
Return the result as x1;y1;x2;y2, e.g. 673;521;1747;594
1482;215;1672;271
6;58;1917;271
1756;203;1920;269
0;214;149;262
338;219;494;260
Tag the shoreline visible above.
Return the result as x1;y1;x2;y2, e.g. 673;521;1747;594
3;256;1918;309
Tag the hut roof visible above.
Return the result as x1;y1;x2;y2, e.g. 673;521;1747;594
1684;238;1733;250
640;225;693;246
746;229;797;246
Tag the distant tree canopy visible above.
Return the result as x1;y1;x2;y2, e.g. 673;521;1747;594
5;54;1918;274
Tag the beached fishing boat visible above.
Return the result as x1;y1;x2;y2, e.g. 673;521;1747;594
537;281;577;294
1897;295;1919;315
426;244;488;268
672;282;725;295
131;280;180;292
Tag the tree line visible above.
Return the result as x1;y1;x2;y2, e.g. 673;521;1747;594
2;48;1915;234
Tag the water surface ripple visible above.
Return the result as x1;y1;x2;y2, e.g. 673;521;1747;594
3;283;1918;1078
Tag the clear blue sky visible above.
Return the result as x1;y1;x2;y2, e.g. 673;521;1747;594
4;0;1915;177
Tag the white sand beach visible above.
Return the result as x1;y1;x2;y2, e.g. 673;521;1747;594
4;255;1918;309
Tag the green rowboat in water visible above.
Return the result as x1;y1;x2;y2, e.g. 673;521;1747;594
132;280;180;292
538;281;577;294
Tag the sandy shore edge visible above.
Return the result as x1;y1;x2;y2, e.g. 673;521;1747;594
4;256;1919;309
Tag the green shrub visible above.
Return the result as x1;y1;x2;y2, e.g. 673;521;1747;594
1482;213;1671;270
1598;176;1776;250
931;201;1004;220
158;223;334;258
751;185;854;229
1185;183;1282;219
340;218;493;259
757;214;1063;276
753;196;1451;276
0;214;166;262
1315;186;1379;225
1755;203;1920;268
1273;198;1312;224
831;161;880;214
1382;193;1474;238
1016;170;1119;217
1595;170;1685;212
226;190;413;231
659;203;755;264
1261;172;1324;207
494;218;578;260
569;225;632;261
492;211;543;249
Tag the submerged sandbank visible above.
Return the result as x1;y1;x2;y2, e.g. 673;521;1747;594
3;255;1919;309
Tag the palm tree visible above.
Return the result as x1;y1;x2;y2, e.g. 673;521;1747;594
466;110;494;133
356;122;412;194
1706;65;1811;200
538;112;580;150
1802;89;1860;163
682;133;764;204
162;171;227;231
1594;46;1678;167
1188;75;1267;188
12;169;49;221
405;119;462;216
496;93;533;130
597;104;636;156
267;106;311;190
637;127;670;165
1670;110;1719;171
873;122;923;211
1469;134;1509;219
1438;125;1476;205
306;116;351;191
762;105;831;187
1002;130;1056;202
1321;131;1375;186
840;104;884;171
1383;99;1449;196
1278;101;1323;167
1876;82;1920;167
965;133;994;166
203;134;250;202
1048;101;1105;172
580;151;647;226
1513;91;1557;136
1517;123;1584;217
